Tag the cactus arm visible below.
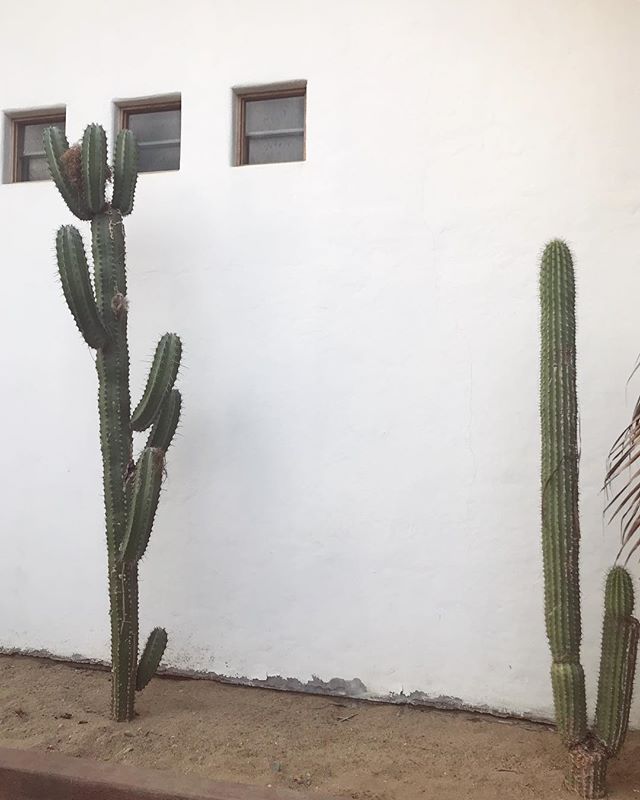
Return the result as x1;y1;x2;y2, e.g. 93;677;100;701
539;241;588;747
82;124;108;215
594;567;639;757
43;127;90;220
602;566;634;618
136;627;168;691
131;334;182;432
595;618;638;756
147;389;182;452
56;225;108;349
112;130;138;216
120;447;164;563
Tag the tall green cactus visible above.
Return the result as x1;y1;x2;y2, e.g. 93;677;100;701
540;241;638;798
45;123;182;722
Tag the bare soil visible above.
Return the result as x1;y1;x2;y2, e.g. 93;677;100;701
1;655;639;799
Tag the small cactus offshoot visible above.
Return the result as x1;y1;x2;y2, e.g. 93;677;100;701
45;123;183;722
539;241;639;798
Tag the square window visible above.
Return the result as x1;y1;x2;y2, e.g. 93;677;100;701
7;109;66;182
117;97;181;173
234;83;306;166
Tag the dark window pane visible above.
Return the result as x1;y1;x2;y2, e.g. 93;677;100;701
248;133;304;165
137;142;180;172
127;109;180;141
16;118;65;181
245;96;304;134
23;123;49;156
126;108;181;172
21;155;50;181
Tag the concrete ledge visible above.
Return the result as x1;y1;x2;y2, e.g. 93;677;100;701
0;747;336;800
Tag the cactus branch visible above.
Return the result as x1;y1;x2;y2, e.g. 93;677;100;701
81;124;108;215
147;389;182;452
112;130;138;216
594;567;639;757
131;333;182;432
120;447;164;563
56;225;108;349
44;127;91;220
137;627;168;691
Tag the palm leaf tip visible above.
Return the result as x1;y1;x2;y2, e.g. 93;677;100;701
606;400;640;562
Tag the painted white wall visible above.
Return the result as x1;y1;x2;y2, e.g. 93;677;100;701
2;0;640;723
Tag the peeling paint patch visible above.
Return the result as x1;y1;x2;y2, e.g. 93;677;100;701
384;689;554;726
193;672;369;698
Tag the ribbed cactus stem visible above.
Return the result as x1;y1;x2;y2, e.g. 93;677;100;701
131;333;182;432
602;566;634;617
120;447;164;563
56;225;108;349
540;240;587;744
147;389;182;451
82;124;108;214
45;123;183;722
551;663;588;746
594;567;639;757
112;130;138;216
91;207;136;720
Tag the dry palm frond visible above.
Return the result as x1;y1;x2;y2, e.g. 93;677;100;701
605;395;640;563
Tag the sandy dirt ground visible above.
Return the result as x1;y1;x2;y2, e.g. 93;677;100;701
1;655;640;799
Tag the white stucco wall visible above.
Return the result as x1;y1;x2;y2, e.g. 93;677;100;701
2;0;640;723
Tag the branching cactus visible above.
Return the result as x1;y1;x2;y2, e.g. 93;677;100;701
540;240;638;798
44;123;182;721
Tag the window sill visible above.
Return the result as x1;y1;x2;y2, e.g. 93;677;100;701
137;169;181;176
2;178;54;186
232;159;307;169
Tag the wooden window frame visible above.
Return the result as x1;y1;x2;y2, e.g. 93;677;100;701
233;84;306;167
10;109;66;183
116;97;182;173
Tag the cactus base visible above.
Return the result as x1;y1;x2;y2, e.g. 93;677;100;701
566;738;608;799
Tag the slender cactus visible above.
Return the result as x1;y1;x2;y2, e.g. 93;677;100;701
45;123;182;721
539;241;639;798
540;240;587;746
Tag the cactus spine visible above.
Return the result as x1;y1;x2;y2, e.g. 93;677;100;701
45;123;182;722
540;241;638;797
